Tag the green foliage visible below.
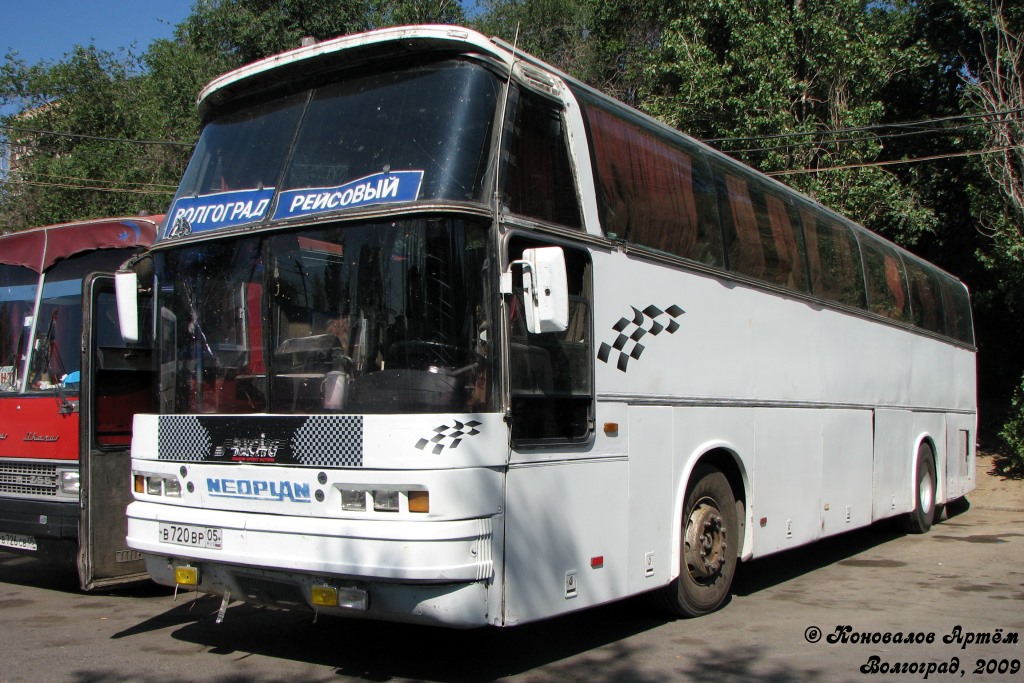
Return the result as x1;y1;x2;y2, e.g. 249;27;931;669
0;45;187;230
471;0;591;74
181;0;465;67
635;0;938;245
999;373;1024;473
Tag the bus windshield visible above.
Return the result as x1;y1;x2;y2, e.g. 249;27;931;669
0;264;38;392
167;59;500;235
156;217;492;415
26;250;136;393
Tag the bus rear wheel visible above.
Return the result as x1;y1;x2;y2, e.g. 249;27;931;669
659;464;738;617
903;444;937;534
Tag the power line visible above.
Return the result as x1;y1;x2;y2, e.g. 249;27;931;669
702;108;1024;146
13;168;179;191
0;177;175;196
766;145;1020;176
2;123;195;148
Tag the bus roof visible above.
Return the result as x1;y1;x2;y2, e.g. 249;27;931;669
0;216;161;273
198;25;512;117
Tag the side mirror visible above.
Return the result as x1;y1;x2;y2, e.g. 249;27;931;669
503;246;569;334
115;271;139;343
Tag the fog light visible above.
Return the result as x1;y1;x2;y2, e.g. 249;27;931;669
341;489;366;511
311;585;338;607
373;490;399;512
175;565;199;586
336;587;369;610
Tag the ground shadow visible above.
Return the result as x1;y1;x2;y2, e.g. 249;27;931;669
130;525;920;682
988;451;1024;479
156;594;673;682
0;549;171;598
731;522;905;597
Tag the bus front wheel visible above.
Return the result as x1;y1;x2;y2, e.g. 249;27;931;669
903;444;937;534
660;464;738;617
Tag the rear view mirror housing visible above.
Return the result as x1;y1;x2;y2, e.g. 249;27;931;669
115;271;139;343
502;246;569;334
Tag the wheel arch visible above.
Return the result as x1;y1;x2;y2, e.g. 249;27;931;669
672;444;751;576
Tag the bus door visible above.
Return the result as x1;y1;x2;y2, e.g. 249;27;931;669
77;273;154;590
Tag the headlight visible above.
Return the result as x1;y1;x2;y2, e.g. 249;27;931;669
57;468;80;498
340;488;428;513
133;472;182;498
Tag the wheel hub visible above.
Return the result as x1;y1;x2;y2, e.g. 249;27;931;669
684;501;727;579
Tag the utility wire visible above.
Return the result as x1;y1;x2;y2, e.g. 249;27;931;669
766;145;1020;176
1;123;195;148
703;108;1024;145
1;178;175;195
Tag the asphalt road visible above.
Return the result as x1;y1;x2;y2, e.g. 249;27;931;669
1;461;1022;683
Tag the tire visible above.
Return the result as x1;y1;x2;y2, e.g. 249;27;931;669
657;464;738;617
903;444;937;534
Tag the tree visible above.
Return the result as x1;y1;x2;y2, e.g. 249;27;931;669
0;46;187;231
962;1;1024;239
958;0;1024;465
632;0;939;246
181;0;465;68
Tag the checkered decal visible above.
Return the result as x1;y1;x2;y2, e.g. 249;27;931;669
598;304;685;372
158;416;212;461
415;420;482;455
291;416;363;467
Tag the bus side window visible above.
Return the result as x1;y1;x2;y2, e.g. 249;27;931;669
714;168;809;292
504;91;582;229
940;277;975;345
577;95;724;267
508;240;593;445
860;235;911;322
904;258;946;335
801;209;866;308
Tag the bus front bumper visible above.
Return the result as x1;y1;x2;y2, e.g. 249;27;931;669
0;497;78;555
126;501;499;627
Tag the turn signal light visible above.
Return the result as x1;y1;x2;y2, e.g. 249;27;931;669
408;491;430;513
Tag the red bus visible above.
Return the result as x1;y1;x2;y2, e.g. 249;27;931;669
0;215;159;588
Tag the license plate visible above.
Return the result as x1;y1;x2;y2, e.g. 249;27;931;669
158;523;222;549
0;532;38;551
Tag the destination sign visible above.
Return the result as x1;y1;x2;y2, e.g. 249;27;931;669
273;170;423;221
164;187;275;239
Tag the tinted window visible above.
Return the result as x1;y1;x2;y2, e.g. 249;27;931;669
177;92;306;198
801;209;866;308
286;60;499;202
504;91;581;228
714;166;808;291
940;276;974;345
860;235;911;322
904;257;946;335
579;96;723;266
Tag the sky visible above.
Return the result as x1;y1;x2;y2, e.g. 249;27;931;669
3;0;194;66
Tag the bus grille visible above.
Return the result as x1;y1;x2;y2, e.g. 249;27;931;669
0;462;59;498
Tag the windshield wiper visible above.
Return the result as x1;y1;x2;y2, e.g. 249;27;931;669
31;311;74;413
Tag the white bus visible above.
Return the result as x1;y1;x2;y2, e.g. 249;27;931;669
122;25;976;627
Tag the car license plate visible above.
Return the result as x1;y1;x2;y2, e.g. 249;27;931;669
158;523;222;549
0;532;38;551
